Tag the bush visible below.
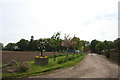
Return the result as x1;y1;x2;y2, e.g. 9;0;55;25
58;56;75;64
18;62;29;72
18;66;29;72
67;56;74;61
6;60;18;66
57;53;82;64
48;54;64;58
104;49;110;58
76;54;82;57
58;59;65;64
110;49;117;53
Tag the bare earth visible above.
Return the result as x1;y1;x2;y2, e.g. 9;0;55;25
29;53;118;78
2;51;64;62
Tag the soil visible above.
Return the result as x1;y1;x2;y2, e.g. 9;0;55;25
2;51;64;62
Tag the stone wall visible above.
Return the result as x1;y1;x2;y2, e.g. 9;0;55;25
34;58;48;65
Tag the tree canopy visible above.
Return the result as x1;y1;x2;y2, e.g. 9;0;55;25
16;39;29;51
2;33;119;53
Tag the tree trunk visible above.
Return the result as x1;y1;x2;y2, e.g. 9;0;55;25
73;53;74;58
66;48;69;58
40;50;43;56
54;51;56;61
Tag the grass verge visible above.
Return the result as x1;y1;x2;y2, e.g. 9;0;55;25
2;53;87;79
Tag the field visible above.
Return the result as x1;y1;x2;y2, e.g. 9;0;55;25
2;51;64;63
2;53;86;78
1;51;87;78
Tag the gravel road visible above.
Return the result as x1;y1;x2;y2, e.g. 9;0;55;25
29;53;118;78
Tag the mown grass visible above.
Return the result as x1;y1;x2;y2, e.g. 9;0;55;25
2;53;87;79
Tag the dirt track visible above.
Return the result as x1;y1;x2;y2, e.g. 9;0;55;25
30;53;118;78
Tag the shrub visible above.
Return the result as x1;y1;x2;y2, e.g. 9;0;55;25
48;54;63;58
67;56;74;61
58;53;82;64
18;66;29;72
6;60;18;66
58;59;65;64
76;54;81;57
18;62;29;72
110;49;117;53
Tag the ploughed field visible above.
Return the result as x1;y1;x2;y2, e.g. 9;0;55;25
2;51;64;63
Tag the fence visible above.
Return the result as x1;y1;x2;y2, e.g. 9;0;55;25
103;51;120;65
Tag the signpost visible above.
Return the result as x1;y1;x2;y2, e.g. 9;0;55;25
34;39;48;65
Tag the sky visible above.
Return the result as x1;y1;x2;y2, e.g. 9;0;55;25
0;0;119;46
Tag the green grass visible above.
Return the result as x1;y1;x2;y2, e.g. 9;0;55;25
2;53;87;78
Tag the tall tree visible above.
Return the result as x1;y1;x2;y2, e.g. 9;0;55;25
103;40;114;50
5;43;16;51
16;39;29;51
29;36;35;51
49;32;61;61
0;43;3;50
72;37;83;51
61;34;75;50
45;38;53;52
95;41;105;53
90;39;99;53
82;40;90;52
32;40;38;51
114;38;120;53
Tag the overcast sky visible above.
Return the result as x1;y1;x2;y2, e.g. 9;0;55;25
0;0;119;46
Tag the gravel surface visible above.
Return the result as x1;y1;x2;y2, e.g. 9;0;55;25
29;53;118;78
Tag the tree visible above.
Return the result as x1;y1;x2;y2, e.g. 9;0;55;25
103;40;114;50
107;41;114;49
31;40;38;51
0;43;3;50
61;34;75;58
114;38;120;53
45;38;53;52
90;39;99;53
82;40;90;52
72;37;83;51
16;39;29;51
49;32;61;61
29;36;37;51
95;41;105;53
5;43;16;50
103;40;108;49
61;34;75;50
